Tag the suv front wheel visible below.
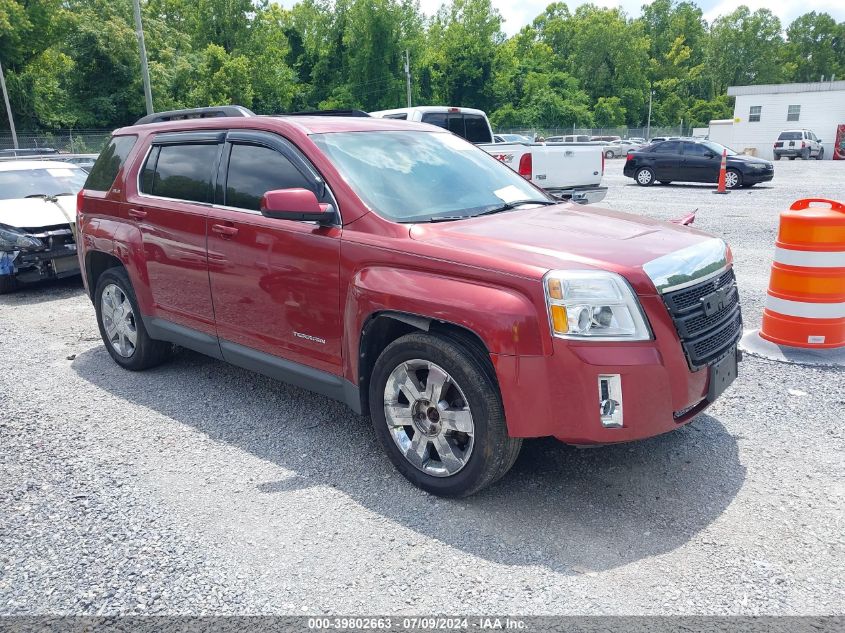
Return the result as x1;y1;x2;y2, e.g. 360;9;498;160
369;332;521;497
94;267;172;370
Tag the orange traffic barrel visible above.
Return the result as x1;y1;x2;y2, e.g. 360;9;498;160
760;198;845;348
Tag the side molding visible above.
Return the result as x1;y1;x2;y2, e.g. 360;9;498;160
143;316;362;414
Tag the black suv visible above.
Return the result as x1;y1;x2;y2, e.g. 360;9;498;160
623;139;774;189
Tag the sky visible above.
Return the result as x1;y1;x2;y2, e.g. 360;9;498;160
276;0;845;36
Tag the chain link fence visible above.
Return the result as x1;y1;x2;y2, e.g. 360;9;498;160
0;130;112;154
498;125;699;140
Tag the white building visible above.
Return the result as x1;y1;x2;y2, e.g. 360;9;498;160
708;80;845;160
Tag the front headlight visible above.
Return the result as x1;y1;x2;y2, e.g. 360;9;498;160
0;224;42;252
544;270;651;341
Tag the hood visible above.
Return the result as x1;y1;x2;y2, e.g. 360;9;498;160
0;196;76;230
409;203;723;294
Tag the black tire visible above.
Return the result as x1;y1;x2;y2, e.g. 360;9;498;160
802;148;811;160
635;167;655;186
369;331;521;497
604;150;614;159
94;267;171;371
0;274;17;295
773;154;781;161
659;181;672;185
789;156;796;160
725;168;743;189
817;148;824;160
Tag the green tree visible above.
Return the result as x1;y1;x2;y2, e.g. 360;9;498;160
706;7;785;93
784;12;845;82
593;96;626;127
421;0;503;110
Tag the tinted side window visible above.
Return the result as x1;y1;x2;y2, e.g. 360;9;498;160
139;146;160;193
683;142;710;156
225;144;312;211
464;115;492;143
654;141;681;153
383;113;408;120
421;113;447;129
147;144;219;203
85;135;137;191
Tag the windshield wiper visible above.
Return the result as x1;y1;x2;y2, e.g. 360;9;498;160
425;199;555;223
428;215;471;223
471;199;556;218
26;193;71;201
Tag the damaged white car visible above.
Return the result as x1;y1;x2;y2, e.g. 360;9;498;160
0;160;86;294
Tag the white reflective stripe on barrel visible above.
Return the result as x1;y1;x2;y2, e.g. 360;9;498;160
774;247;845;268
766;295;845;319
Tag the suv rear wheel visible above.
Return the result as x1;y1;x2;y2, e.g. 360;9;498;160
94;267;171;370
369;332;521;497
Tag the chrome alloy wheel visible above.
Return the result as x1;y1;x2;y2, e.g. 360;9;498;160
383;360;475;477
101;283;138;358
636;168;653;184
724;170;740;188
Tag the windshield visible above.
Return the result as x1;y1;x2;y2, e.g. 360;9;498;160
311;131;550;223
0;166;88;200
700;140;736;156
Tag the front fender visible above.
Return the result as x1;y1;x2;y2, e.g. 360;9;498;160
344;266;546;382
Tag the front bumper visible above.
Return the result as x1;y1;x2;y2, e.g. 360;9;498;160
745;169;774;184
1;245;80;283
492;264;742;444
492;298;713;444
546;185;607;205
0;225;80;283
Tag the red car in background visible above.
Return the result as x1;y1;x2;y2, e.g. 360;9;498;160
76;108;741;496
834;124;845;160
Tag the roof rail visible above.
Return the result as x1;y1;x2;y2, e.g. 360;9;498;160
281;109;371;118
134;105;255;125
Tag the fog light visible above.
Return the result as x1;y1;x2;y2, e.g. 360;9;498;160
598;374;623;428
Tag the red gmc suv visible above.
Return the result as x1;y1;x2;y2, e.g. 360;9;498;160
77;109;741;496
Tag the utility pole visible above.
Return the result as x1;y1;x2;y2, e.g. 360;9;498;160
133;0;154;115
404;50;412;108
0;60;18;149
646;89;654;141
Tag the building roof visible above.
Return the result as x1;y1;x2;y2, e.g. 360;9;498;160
728;81;845;96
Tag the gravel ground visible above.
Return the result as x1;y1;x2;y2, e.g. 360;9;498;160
1;159;843;616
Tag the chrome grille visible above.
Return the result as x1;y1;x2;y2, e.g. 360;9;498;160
662;268;742;370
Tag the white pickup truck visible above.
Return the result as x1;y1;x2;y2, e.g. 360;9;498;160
370;106;607;204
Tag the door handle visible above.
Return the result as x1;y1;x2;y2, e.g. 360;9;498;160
127;208;147;219
211;223;239;238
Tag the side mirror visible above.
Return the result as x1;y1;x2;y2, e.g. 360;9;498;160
818;139;823;143
260;188;333;224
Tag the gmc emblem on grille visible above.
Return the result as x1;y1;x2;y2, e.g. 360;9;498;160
700;284;733;316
